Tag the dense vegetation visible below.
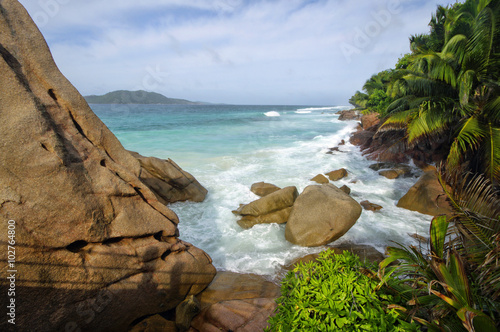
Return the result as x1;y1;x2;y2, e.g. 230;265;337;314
270;0;499;330
349;0;500;184
266;251;421;332
84;90;199;105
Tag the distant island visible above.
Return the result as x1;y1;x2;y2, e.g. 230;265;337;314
84;90;205;105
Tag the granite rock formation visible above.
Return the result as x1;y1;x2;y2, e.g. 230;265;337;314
285;184;362;247
0;1;215;331
397;167;453;216
234;186;299;229
129;151;207;204
189;272;280;332
250;182;281;197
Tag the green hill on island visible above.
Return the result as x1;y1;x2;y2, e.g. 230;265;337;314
84;90;202;105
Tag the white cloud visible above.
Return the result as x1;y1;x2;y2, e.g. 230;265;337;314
18;0;458;104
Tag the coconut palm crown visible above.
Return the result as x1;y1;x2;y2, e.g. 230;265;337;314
380;0;500;183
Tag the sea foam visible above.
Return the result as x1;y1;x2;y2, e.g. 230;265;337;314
264;111;280;117
93;104;430;277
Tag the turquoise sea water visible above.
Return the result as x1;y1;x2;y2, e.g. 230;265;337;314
92;104;430;276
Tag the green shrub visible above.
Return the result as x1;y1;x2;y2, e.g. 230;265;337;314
266;251;420;331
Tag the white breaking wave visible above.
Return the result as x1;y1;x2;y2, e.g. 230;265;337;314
295;110;312;114
172;119;428;276
296;106;353;112
264;111;280;117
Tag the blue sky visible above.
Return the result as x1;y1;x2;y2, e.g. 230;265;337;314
18;0;458;105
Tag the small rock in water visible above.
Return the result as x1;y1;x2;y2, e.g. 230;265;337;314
250;182;281;197
326;168;348;181
360;200;383;212
379;169;403;179
339;185;351;195
310;174;329;184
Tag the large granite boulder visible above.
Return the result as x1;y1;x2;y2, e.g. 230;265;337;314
129;151;207;203
234;186;298;229
285;184;362;247
0;2;215;331
188;272;280;332
397;167;452;216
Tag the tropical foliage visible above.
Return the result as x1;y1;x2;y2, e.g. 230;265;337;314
272;1;499;330
378;170;500;331
349;70;395;117
266;251;421;331
379;0;500;183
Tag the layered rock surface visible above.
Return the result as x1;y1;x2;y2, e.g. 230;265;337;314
129;151;208;204
189;272;280;332
234;186;298;229
0;1;215;331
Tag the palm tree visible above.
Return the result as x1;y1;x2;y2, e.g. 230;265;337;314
380;0;500;183
379;169;500;331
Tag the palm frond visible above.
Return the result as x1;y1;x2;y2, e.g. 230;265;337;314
379;108;415;131
483;95;500;123
482;122;500;183
447;115;486;167
457;69;476;106
406;102;450;143
439;170;500;264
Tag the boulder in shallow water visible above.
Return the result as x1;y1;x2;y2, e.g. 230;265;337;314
326;168;348;181
237;207;293;229
285;184;362;247
370;162;414;179
250;182;281;197
235;186;298;229
129;151;208;203
339;185;351;195
310;174;329;184
397;167;452;216
360;200;383;212
0;2;215;330
379;169;404;179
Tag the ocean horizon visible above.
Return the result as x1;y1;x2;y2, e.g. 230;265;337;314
92;104;430;276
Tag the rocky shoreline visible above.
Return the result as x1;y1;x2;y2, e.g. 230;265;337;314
150;110;454;331
0;2;454;331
